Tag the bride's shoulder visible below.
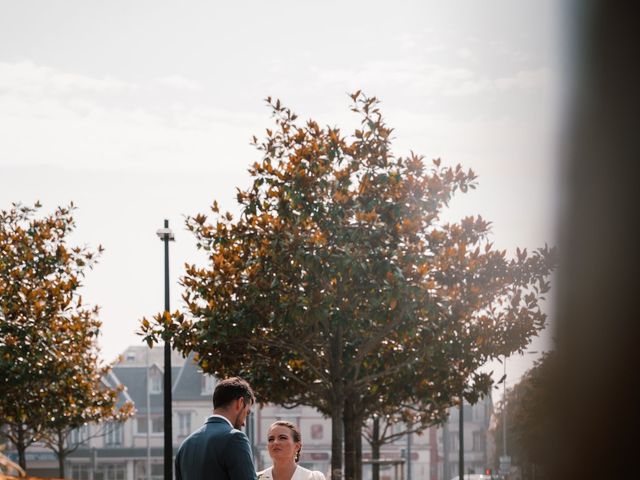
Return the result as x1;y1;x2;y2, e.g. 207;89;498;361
257;467;273;480
294;466;326;480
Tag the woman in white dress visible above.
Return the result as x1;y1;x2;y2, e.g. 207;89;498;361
257;421;326;480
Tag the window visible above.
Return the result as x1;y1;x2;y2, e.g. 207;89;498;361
472;431;485;452
463;404;473;421
136;462;163;480
95;464;125;480
310;424;323;440
149;370;162;394
104;422;123;446
137;417;148;434
71;425;89;446
137;416;164;434
202;375;216;395
178;412;191;436
449;409;459;422
152;416;164;433
450;434;459;451
70;463;90;480
151;464;164;480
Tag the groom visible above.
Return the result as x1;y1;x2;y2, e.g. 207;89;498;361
175;377;257;480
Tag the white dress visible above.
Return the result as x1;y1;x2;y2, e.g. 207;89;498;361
257;466;326;480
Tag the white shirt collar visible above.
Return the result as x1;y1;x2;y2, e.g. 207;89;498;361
210;414;234;429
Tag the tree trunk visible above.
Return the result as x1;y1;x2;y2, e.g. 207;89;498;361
17;444;27;471
343;396;363;480
331;399;344;480
371;417;380;480
355;424;362;480
343;397;354;480
58;450;66;479
458;400;464;480
330;316;344;480
17;426;27;470
56;429;67;478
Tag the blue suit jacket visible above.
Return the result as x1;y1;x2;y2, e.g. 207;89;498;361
175;416;257;480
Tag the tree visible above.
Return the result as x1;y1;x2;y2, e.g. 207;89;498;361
140;93;556;480
363;395;452;480
361;333;499;480
0;202;132;473
39;351;134;478
493;352;555;480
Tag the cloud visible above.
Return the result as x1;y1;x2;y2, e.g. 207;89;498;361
456;47;474;60
155;74;203;91
399;33;419;50
0;61;264;173
442;78;491;96
301;59;551;101
495;68;550;91
308;60;491;98
0;61;135;95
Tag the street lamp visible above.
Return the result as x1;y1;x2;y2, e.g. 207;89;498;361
499;356;510;478
156;220;175;480
502;357;507;456
459;392;464;480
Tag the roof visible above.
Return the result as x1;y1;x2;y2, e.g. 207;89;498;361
107;347;214;412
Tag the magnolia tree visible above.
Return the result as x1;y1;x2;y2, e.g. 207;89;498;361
493;352;556;478
141;93;555;480
40;360;134;478
0;203;133;473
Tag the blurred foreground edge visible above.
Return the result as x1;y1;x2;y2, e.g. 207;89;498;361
552;1;640;479
0;477;64;480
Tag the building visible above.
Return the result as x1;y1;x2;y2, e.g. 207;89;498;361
8;346;213;480
436;399;494;480
9;346;493;480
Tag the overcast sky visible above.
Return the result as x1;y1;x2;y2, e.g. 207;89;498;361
0;0;565;393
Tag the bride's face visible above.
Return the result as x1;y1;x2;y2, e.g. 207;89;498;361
267;425;300;463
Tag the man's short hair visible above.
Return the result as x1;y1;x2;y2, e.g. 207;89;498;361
213;377;255;409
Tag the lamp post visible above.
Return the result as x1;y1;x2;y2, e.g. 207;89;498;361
499;357;510;478
156;220;175;480
502;357;507;457
500;351;537;477
458;394;464;480
146;347;152;480
499;356;511;478
406;423;412;480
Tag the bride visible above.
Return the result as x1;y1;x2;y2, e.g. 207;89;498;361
257;421;326;480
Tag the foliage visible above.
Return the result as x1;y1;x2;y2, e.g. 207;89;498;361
140;93;556;480
0;202;132;472
493;352;555;479
39;356;134;478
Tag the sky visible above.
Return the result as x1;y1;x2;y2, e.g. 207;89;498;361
0;0;565;396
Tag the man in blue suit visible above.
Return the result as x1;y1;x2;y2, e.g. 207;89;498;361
176;377;257;480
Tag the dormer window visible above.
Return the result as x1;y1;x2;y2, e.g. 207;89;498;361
149;369;162;394
202;375;216;395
